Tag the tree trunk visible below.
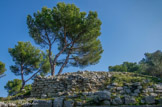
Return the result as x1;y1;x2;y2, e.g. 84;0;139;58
58;42;74;75
48;44;54;76
44;29;55;76
20;64;25;90
52;44;68;75
58;53;70;75
21;81;26;91
52;26;69;75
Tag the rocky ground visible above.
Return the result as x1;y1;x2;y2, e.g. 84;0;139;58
0;71;162;107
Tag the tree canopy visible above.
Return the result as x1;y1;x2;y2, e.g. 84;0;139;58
4;79;22;96
4;79;32;96
140;50;162;78
27;2;103;75
0;61;6;78
109;62;140;73
8;41;50;89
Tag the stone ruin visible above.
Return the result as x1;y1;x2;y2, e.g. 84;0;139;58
1;71;161;107
31;71;111;98
29;71;162;106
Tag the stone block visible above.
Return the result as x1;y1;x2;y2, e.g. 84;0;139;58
144;96;155;104
54;98;64;107
64;100;74;107
32;100;52;107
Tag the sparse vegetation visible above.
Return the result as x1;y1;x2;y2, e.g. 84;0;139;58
0;61;6;78
109;50;162;78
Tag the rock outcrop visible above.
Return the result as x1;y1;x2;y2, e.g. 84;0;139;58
1;71;162;107
31;71;111;98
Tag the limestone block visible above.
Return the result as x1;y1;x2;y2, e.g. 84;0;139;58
144;96;155;104
53;98;64;107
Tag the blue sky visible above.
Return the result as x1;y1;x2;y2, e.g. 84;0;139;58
0;0;162;97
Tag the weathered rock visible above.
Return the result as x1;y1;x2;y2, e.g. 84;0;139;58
141;100;145;104
133;82;141;86
94;91;111;100
155;90;162;93
112;97;123;105
64;100;74;107
125;89;131;94
150;93;158;97
112;83;118;86
31;71;114;98
158;98;162;104
103;100;110;105
144;96;155;104
0;102;7;107
106;85;113;89
76;101;83;106
117;87;123;91
54;98;64;107
22;103;32;107
124;96;136;104
134;89;140;93
119;90;125;94
137;86;142;89
8;103;17;107
146;88;154;93
123;86;128;89
143;79;150;83
131;93;138;96
30;71;162;106
32;100;52;107
155;84;162;90
41;94;47;98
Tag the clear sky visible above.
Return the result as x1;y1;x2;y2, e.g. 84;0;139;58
0;0;162;97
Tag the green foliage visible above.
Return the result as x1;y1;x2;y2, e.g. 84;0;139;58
110;73;144;86
27;2;103;74
24;84;32;93
0;61;6;77
15;84;32;97
140;50;162;78
4;79;32;96
54;2;103;69
109;62;140;73
104;72;161;87
4;79;22;96
8;41;50;77
109;50;162;78
39;51;51;76
68;40;103;68
27;7;56;48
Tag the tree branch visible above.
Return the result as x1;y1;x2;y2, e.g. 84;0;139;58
58;42;75;75
44;28;54;76
25;69;41;83
0;74;6;78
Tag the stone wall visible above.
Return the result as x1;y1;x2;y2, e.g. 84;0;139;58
30;71;162;106
31;71;111;98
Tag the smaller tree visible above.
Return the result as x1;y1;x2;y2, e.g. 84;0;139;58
140;50;162;78
4;79;22;96
109;62;140;72
0;61;6;78
8;41;50;89
4;79;32;96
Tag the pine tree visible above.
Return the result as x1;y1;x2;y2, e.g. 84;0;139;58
27;2;103;75
8;41;50;89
